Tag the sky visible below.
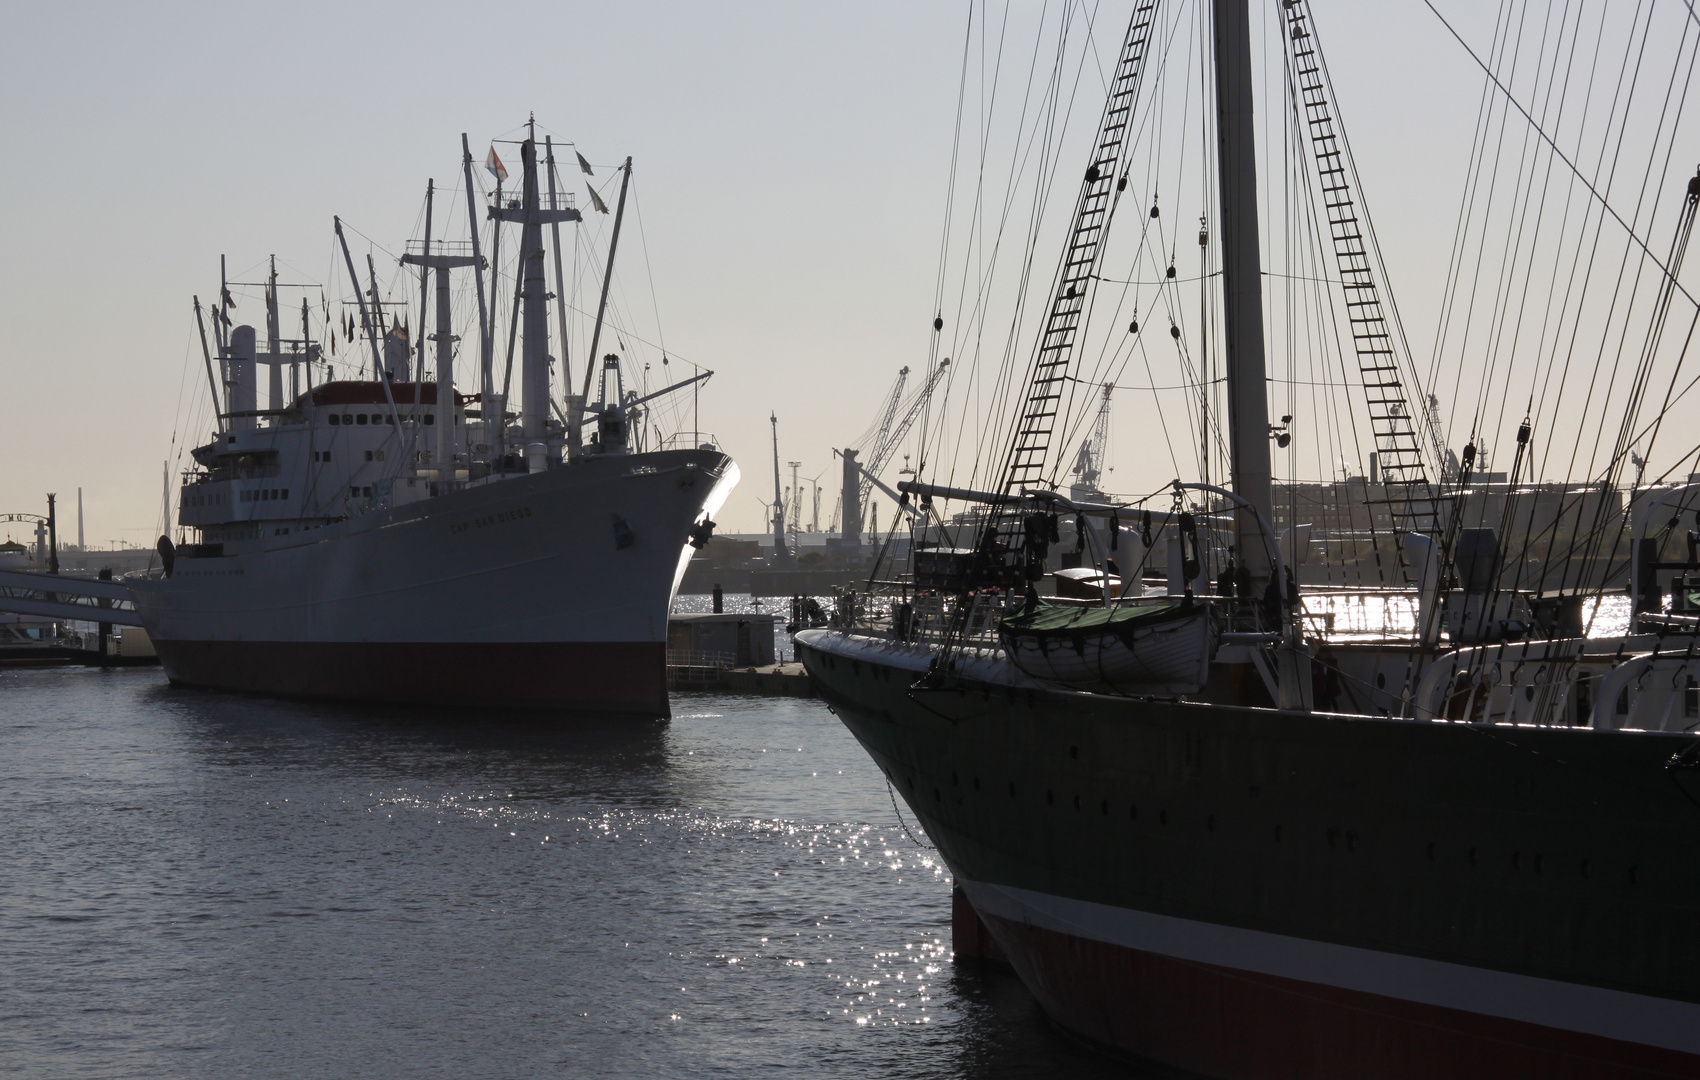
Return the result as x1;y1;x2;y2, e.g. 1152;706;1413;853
1;0;1677;545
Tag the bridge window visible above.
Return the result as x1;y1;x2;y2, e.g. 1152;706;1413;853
424;413;435;425
329;414;340;426
281;489;288;499
357;414;368;425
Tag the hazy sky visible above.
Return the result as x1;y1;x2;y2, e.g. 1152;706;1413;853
0;1;1648;544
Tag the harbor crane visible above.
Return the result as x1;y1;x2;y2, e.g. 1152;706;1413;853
838;357;950;544
1068;382;1113;501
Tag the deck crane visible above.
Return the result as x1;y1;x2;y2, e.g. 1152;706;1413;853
1068;382;1114;501
838;357;951;545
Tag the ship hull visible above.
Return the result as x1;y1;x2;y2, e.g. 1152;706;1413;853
795;629;1700;1078
151;639;668;714
132;449;737;717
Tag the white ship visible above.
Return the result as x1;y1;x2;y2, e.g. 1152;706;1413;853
130;124;737;716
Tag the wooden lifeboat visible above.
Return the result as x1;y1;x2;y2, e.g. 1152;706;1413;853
998;596;1219;695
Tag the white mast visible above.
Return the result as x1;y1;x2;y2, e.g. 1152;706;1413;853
266;256;282;411
414;179;434;416
458;135;493;427
402;191;479;481
519;137;549;460
484;148;505;451
580;157;633;405
487;128;578;471
216;255;231;416
544;136;573;397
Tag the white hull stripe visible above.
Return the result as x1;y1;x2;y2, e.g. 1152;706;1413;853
962;879;1700;1056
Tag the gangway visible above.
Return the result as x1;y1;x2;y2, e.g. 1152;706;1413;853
0;569;143;626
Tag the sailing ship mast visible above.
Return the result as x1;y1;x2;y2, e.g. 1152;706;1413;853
1214;0;1275;590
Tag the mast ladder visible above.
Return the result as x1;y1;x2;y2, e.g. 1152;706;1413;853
997;0;1161;546
1284;2;1438;534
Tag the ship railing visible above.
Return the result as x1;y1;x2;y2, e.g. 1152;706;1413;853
843;588;1010;650
667;648;737;669
1297;589;1420;641
659;431;720;452
404;239;476;258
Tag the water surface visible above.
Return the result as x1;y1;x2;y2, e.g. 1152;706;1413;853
0;665;1142;1078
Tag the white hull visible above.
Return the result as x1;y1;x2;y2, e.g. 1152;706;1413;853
129;449;737;714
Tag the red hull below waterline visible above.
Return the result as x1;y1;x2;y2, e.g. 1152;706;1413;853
155;639;669;717
976;905;1700;1080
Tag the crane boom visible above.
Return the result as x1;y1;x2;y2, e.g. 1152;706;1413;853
860;357;950;512
838;357;951;545
1070;382;1113;498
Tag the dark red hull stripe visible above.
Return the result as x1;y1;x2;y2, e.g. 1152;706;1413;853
153;639;669;716
964;884;1700;1079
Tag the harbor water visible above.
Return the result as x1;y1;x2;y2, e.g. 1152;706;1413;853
0;651;1140;1077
